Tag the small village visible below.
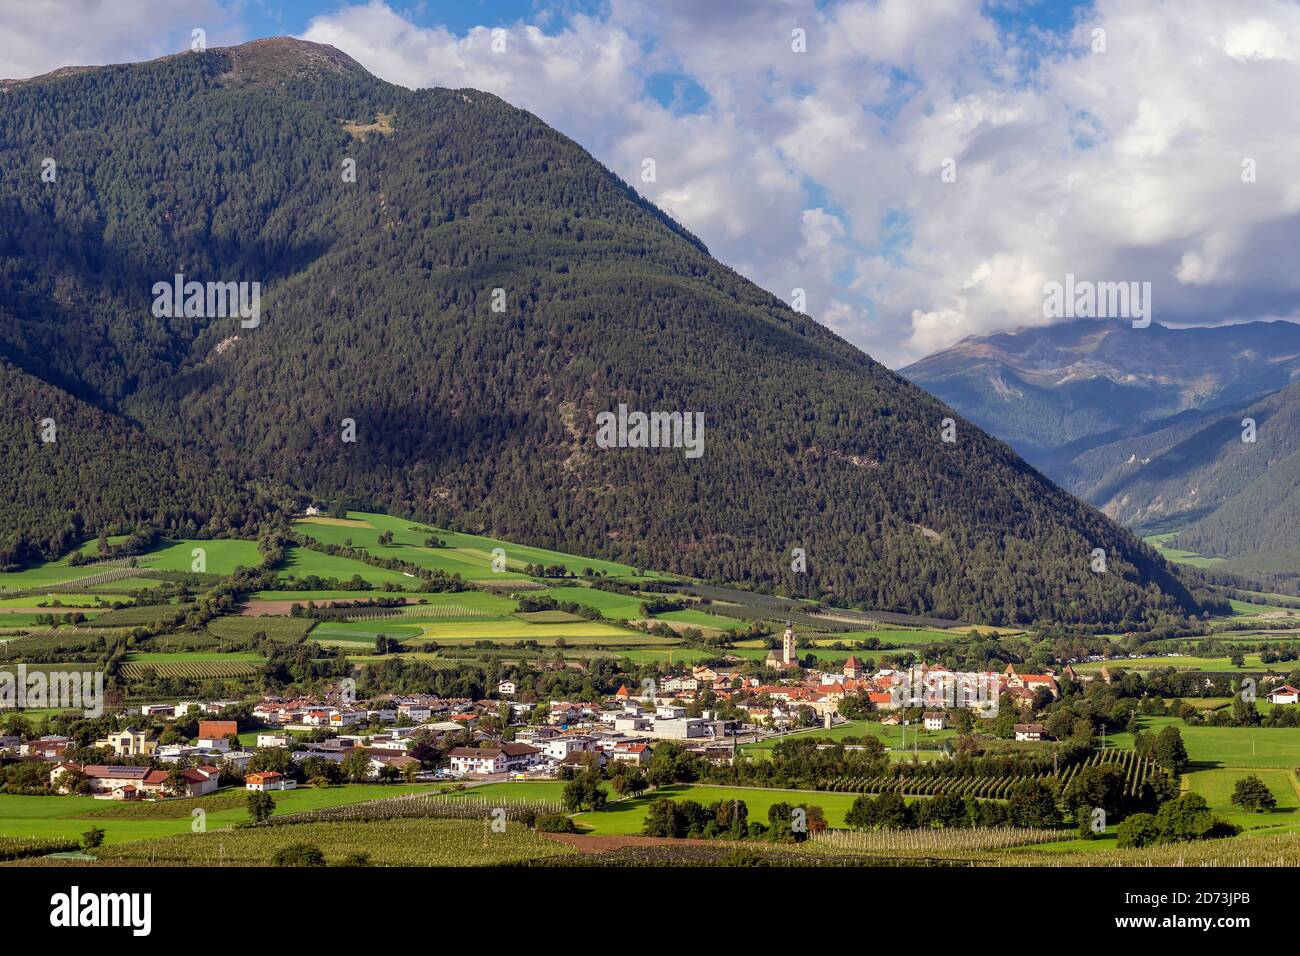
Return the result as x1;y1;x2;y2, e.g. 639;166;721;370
6;624;1239;800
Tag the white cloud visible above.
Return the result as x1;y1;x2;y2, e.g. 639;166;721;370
10;0;1300;368
0;0;239;79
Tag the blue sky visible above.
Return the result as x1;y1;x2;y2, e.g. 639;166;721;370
5;0;1297;366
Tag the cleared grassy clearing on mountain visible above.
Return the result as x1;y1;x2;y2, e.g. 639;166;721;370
1143;532;1224;568
295;511;641;579
137;538;263;574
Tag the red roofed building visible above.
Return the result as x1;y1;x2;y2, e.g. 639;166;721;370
1268;685;1300;705
246;770;296;791
197;720;239;748
609;742;652;765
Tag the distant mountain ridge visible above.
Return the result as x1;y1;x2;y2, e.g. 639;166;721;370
905;319;1300;563
903;319;1300;465
0;38;1208;626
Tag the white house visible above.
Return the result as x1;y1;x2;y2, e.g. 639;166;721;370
542;735;595;761
1014;723;1046;742
1267;685;1299;705
329;709;367;729
447;743;542;775
257;733;291;748
923;711;948;730
609;742;652;765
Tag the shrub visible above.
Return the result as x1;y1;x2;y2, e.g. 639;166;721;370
1116;812;1161;849
534;813;577;833
272;843;326;866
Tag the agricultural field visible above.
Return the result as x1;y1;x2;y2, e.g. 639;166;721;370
207;616;316;642
742;720;955;755
119;652;265;681
826;628;964;646
534;586;645;619
74;819;577;867
655;609;744;632
294;511;643;580
346;653;460;669
310;621;425;644
564;646;713;666
277;546;418;589
402;621;656;645
134;539;263;574
85;603;193;627
0;613;94;628
0;560;104;591
1075;654;1281;673
0;594;127;609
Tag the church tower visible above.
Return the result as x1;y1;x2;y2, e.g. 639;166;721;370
782;622;796;666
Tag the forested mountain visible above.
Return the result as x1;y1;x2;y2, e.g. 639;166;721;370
903;319;1300;467
0;38;1207;625
0;358;267;558
1074;381;1300;558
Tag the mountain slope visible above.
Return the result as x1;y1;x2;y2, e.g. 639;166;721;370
0;38;1205;625
1114;381;1300;557
903;319;1300;466
0;358;267;565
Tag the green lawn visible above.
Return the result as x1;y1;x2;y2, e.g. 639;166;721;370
0;784;443;846
1184;768;1300;835
1107;716;1300;768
